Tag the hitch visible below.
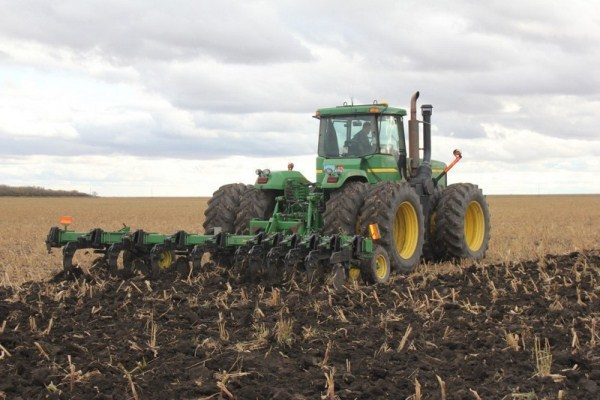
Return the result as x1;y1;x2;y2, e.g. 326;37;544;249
434;149;462;184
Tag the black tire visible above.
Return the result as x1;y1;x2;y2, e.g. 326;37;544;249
203;183;249;234
176;258;192;276
234;188;276;234
434;183;491;260
422;185;444;261
323;181;370;235
365;246;391;284
122;250;146;277
358;182;424;272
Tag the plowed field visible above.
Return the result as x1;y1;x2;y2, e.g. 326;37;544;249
1;251;599;399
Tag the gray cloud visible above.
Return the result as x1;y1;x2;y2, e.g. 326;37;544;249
0;111;316;159
0;1;312;64
0;0;599;164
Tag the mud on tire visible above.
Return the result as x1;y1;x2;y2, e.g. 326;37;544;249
422;185;444;261
203;183;249;234
358;181;424;272
433;183;490;260
234;188;276;234
323;181;370;235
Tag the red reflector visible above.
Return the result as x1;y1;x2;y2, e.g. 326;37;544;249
257;177;269;184
327;176;338;183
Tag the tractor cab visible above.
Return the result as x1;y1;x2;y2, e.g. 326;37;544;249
315;103;407;188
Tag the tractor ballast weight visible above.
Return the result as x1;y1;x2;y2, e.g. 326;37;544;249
46;92;490;287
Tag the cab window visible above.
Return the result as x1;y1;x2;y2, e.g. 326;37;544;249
318;115;377;158
378;115;401;157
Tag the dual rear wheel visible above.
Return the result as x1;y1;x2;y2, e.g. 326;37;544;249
325;180;490;285
430;183;490;260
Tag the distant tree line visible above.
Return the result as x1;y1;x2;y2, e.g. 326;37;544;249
0;185;93;197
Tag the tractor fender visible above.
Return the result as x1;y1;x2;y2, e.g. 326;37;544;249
254;170;310;190
320;169;368;189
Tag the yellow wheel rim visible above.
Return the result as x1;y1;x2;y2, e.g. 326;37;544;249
158;250;174;270
394;201;419;259
464;201;485;251
374;254;388;280
348;265;361;282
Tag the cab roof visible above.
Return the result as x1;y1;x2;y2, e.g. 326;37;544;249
316;103;407;118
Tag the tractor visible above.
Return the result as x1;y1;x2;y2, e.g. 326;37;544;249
201;91;490;282
46;92;490;287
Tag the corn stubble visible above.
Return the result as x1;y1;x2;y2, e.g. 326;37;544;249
0;195;598;398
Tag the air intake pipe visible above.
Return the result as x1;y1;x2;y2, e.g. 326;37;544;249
421;104;432;166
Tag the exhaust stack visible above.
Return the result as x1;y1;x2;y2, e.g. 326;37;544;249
408;91;420;176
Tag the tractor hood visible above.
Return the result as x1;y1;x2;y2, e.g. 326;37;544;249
254;170;310;190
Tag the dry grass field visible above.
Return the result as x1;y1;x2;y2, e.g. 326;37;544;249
1;195;599;399
0;195;598;286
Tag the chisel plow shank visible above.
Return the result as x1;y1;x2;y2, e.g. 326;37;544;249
45;225;374;281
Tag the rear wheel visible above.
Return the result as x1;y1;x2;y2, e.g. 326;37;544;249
203;183;249;234
422;186;444;261
323;181;370;235
359;182;424;272
234;188;276;234
434;183;490;260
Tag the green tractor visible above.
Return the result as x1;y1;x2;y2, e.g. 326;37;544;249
203;91;490;281
46;92;490;286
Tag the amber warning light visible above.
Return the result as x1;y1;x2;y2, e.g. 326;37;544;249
60;216;73;227
369;223;381;240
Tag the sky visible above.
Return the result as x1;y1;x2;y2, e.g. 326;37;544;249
0;0;599;196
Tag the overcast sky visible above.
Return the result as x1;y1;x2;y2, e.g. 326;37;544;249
1;0;599;195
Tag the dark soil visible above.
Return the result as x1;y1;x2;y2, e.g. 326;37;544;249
1;251;599;399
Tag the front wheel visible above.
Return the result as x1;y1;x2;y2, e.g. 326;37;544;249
434;183;491;260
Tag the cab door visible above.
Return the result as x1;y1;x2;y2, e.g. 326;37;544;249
363;115;403;183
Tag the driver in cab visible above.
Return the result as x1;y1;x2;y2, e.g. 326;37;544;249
348;121;375;156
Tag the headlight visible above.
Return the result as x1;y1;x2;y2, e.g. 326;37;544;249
263;168;271;176
324;167;334;175
255;169;262;176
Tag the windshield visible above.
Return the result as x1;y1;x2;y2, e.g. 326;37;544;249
318;115;377;158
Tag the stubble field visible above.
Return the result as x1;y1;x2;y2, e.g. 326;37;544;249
0;195;599;399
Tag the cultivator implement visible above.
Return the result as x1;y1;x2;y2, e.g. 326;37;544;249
46;216;378;287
